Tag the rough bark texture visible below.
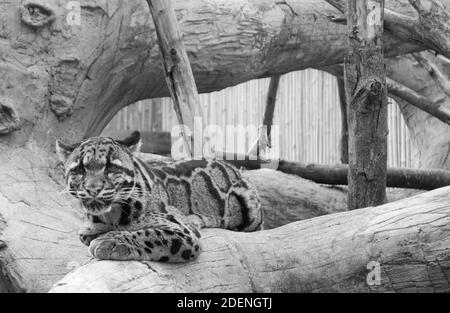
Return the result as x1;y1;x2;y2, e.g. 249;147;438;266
147;0;204;157
345;0;388;209
326;0;450;59
337;77;349;164
406;0;450;59
49;186;450;293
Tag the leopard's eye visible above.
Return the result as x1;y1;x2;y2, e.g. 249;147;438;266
69;165;85;178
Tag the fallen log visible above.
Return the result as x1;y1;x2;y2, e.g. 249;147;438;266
49;186;450;293
221;154;450;190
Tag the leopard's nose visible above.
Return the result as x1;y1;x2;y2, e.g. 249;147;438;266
85;178;105;197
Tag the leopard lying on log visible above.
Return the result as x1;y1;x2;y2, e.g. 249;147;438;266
56;131;263;262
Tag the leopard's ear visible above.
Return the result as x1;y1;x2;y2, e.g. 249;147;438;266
56;139;79;163
117;131;142;154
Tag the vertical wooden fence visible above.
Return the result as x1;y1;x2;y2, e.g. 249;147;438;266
103;69;414;168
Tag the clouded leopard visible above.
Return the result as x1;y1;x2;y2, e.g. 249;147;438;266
56;131;263;262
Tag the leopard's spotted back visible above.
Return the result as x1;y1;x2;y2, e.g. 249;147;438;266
139;158;264;232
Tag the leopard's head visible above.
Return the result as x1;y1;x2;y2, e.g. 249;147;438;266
56;131;142;215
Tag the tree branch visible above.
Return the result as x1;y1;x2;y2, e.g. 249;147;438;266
387;77;450;124
146;0;205;158
325;0;450;59
220;154;450;190
413;52;450;98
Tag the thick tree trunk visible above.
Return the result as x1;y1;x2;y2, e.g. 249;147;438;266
345;0;388;209
49;186;450;293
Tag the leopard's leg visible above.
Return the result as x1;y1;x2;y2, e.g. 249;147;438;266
88;213;202;262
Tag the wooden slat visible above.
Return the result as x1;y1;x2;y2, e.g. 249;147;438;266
103;69;414;168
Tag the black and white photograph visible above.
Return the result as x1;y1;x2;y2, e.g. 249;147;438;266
0;0;449;298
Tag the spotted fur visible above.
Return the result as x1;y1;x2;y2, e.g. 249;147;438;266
56;131;263;262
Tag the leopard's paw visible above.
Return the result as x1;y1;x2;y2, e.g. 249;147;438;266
89;235;139;260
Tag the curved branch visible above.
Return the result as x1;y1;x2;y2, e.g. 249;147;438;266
387;77;450;124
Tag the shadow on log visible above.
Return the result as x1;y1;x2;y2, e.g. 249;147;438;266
49;187;450;293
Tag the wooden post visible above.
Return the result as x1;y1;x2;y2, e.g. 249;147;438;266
262;75;281;148
248;75;281;157
337;77;349;164
146;0;204;158
345;0;388;209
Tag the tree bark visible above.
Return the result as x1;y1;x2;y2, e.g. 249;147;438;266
49;186;450;293
146;0;205;158
326;0;450;59
337;77;349;164
345;0;388;209
322;62;450;128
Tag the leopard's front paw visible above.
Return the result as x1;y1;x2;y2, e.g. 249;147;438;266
89;234;139;261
